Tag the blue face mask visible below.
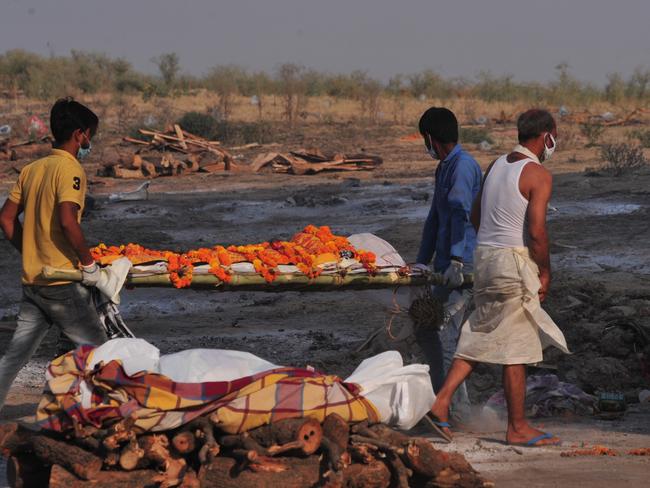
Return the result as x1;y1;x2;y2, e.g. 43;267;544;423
77;134;92;160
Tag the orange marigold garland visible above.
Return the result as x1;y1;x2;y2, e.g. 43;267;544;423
91;225;377;287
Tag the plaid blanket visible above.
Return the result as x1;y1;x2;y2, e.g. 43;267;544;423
36;346;379;433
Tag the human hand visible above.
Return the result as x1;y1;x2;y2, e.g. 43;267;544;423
81;262;101;287
443;260;464;288
539;272;551;302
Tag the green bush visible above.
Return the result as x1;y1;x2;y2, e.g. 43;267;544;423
460;127;494;144
580;121;605;147
177;112;219;139
600;144;647;176
628;129;650;148
213;120;276;145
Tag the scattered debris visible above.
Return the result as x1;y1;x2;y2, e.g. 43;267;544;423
560;445;619;457
628;448;650;456
108;181;151;202
478;140;492;151
484;374;597;418
251;148;382;175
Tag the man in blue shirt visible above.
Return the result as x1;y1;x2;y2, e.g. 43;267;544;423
413;107;482;423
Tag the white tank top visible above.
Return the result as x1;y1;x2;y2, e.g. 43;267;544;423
477;154;536;248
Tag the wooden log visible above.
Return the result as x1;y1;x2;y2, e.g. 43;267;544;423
9;142;50;161
139;433;188;486
119;437;145;471
111;165;147;179
323;413;349;451
48;464;158;488
386;452;411;488
338;460;391;488
32;435;103;480
6;455;51;488
174;124;188;150
0;423;35;456
189;416;220;463
247;418;322;455
198;455;321;488
171;430;197;455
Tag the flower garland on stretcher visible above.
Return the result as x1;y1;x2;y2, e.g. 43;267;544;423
91;225;376;288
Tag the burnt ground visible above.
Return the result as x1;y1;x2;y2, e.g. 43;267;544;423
0;136;649;486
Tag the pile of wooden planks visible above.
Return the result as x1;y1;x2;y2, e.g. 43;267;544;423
0;416;492;488
251;148;383;175
102;125;235;179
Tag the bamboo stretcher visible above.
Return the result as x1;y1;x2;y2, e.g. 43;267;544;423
42;266;473;291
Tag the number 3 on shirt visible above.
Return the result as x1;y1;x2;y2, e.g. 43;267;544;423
72;177;81;190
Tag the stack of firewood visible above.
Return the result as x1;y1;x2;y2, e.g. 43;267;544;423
251;148;383;175
101;125;235;179
0;415;492;488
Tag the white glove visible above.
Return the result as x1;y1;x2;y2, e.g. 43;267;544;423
409;263;430;275
81;262;101;287
443;260;464;288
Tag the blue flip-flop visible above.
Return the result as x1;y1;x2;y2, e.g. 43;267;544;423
509;432;560;447
424;412;453;442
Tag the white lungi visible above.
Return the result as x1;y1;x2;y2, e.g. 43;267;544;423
455;246;569;365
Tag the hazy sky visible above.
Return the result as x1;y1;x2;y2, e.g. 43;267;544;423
1;0;649;84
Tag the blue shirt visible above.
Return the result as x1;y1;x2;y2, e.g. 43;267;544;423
416;144;482;272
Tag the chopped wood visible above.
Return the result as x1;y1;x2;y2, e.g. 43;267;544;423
198;455;321;488
32;435;103;480
252;148;382;174
6;455;51;488
246;417;323;455
49;464;158;488
171;430;197;455
1;415;491;488
119;437;146;471
111;165;148;179
0;422;35;455
322;413;350;471
174;124;188;150
338;459;391;488
8;142;51;161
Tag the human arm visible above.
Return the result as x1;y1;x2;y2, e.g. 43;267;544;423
0;199;23;252
58;202;94;266
448;159;480;260
524;165;553;301
415;199;438;265
470;160;496;232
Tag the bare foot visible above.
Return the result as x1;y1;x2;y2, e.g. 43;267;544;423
506;423;560;446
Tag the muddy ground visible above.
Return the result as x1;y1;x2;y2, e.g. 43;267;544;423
0;133;649;486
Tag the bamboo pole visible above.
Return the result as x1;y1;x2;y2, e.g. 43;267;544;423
42;266;472;291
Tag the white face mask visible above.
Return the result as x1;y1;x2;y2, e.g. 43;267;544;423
426;135;439;160
542;133;556;162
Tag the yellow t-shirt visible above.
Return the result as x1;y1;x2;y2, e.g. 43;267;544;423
8;149;86;286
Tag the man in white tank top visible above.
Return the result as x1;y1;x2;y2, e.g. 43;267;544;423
428;110;569;447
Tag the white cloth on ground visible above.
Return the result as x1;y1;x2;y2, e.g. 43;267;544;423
455;246;569;365
78;339;433;429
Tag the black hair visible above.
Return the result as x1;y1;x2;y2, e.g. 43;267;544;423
418;107;458;144
50;97;99;145
517;109;555;143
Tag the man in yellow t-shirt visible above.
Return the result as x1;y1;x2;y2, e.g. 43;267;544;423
0;98;107;412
